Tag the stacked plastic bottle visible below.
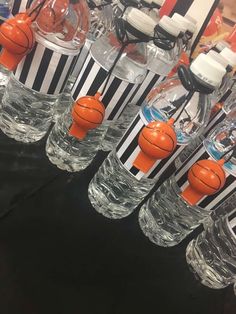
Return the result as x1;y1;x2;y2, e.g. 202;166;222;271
0;0;90;143
101;14;193;151
46;8;156;172
139;112;236;247
186;209;236;289
88;53;226;219
54;0;114;121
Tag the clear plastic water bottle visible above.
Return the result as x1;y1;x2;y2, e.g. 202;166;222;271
175;48;236;168
139;117;236;247
0;0;90;143
53;0;114;121
88;53;226;219
186;209;236;289
46;8;156;172
101;15;187;151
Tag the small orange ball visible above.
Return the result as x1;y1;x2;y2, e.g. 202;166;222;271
138;120;177;160
188;159;226;195
69;94;105;139
0;14;34;55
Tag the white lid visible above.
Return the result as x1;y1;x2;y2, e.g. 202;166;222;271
184;14;197;25
207;50;228;68
220;47;236;67
158;15;182;37
152;0;165;6
190;53;226;87
126;8;156;36
172;13;196;34
215;41;231;52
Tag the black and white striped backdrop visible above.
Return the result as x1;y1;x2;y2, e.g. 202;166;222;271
175;143;236;211
13;42;78;95
228;209;236;236
71;53;139;121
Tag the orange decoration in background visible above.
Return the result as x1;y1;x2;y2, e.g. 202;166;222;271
69;93;105;140
181;159;226;206
0;13;35;70
133;119;177;173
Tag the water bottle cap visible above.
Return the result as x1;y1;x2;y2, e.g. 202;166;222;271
158;15;182;37
184;14;197;25
220;47;236;67
190;53;226;87
172;13;196;35
214;40;231;52
207;50;229;69
126;8;156;36
152;0;165;6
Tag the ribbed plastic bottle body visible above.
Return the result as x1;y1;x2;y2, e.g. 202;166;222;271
0;76;58;142
101;39;183;152
139;176;210;247
46;30;147;172
88;150;156;219
186;216;236;289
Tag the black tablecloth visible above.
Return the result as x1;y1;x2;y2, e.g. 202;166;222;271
0;130;235;314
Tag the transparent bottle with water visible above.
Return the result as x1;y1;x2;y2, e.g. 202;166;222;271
139;116;236;247
175;48;236;167
101;15;186;151
88;53;226;219
0;0;89;143
46;8;155;172
186;210;236;289
54;0;114;121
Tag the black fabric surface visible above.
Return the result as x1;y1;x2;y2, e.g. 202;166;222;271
0;130;235;314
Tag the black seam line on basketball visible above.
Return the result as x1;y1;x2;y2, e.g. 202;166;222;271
141;133;173;153
75;104;105;119
196;162;224;186
2;21;31;49
144;127;175;148
0;31;29;54
190;168;220;191
73;110;102;125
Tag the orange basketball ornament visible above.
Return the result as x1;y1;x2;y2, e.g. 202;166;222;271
133;119;177;173
0;13;35;70
181;159;226;206
69;93;105;140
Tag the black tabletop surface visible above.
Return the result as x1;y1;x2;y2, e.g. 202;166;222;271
0;130;235;314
